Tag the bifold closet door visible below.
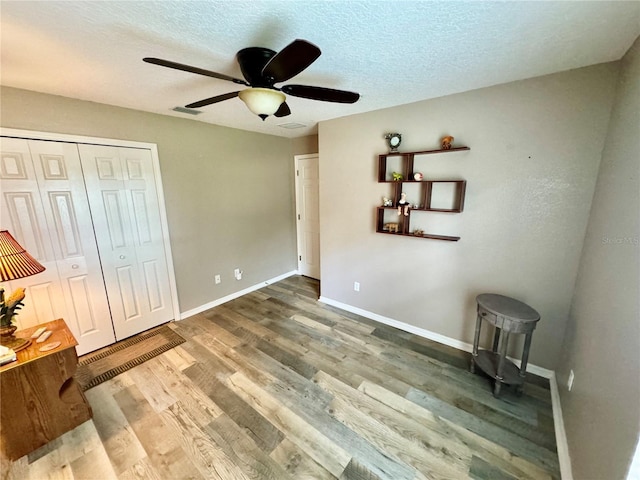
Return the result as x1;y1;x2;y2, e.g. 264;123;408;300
78;144;174;340
0;138;116;354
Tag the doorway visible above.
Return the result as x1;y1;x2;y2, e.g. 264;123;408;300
294;154;320;279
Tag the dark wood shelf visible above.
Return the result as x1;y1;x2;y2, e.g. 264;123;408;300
376;146;469;240
376;227;460;242
379;146;470;158
378;206;462;214
379;179;465;184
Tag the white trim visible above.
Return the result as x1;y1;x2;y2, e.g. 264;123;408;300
0;127;156;150
510;356;554;380
319;296;554;377
147;143;181;323
320;295;475;350
0;127;181;322
180;271;297;319
626;437;640;480
319;295;573;478
550;372;574;480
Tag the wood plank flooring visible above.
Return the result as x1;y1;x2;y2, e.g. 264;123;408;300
5;275;560;480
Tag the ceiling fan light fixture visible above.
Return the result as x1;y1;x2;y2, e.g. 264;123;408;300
238;88;286;120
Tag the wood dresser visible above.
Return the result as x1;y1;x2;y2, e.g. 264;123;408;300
0;319;92;460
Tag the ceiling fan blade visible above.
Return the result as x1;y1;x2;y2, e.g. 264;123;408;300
274;102;291;117
281;84;360;103
143;58;248;85
185;91;240;109
262;40;321;83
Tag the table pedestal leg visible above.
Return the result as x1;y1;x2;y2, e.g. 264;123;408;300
494;331;510;397
470;314;482;373
492;327;501;352
516;332;534;396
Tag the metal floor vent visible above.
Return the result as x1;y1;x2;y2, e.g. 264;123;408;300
172;106;202;115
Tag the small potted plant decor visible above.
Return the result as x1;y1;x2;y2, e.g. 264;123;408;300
0;287;26;338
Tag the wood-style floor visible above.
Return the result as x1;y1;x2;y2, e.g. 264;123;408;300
6;275;560;480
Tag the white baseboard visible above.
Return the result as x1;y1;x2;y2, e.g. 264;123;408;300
319;296;554;378
179;270;297;319
319;295;573;480
549;372;574;480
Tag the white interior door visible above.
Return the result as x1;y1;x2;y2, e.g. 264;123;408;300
78;144;174;340
295;154;320;279
0;138;68;329
29;140;116;353
0;138;116;354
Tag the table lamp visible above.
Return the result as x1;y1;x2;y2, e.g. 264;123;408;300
0;230;46;352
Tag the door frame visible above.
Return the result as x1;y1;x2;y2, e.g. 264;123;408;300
0;127;181;324
294;153;320;279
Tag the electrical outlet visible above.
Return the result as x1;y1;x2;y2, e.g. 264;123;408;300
215;275;221;284
354;281;360;292
234;268;242;280
567;370;575;391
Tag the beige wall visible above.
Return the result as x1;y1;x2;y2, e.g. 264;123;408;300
0;87;297;313
558;37;640;480
318;63;619;370
292;134;318;156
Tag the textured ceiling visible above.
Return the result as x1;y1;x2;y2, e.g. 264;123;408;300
1;1;639;138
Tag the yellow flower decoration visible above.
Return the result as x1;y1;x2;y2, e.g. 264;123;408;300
5;288;25;309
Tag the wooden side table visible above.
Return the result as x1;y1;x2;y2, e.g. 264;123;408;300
0;319;92;460
470;294;540;397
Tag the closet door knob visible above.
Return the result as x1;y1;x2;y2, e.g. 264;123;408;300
119;255;126;259
72;264;79;269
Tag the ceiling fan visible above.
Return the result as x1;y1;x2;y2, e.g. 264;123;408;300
144;39;360;121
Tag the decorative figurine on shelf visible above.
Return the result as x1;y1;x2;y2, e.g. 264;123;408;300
384;133;402;152
384;223;399;233
391;171;403;181
413;172;423;181
397;192;410;216
441;135;454;150
382;197;393;207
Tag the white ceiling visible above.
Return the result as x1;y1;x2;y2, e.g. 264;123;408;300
1;1;639;138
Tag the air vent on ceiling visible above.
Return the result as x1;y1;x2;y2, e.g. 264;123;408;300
172;106;203;115
277;122;307;129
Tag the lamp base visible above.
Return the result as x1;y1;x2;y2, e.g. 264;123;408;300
0;325;31;353
0;335;31;353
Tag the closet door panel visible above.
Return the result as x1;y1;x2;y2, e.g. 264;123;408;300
0;138;67;330
79;144;174;340
116;265;142;320
28;140;116;354
79;147;144;337
122;148;173;320
25;280;59;323
3;192;50;260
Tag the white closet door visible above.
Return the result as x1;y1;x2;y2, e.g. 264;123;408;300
28;140;116;354
78;144;174;340
0;138;116;354
0;138;67;329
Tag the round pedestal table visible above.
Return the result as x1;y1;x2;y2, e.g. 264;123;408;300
470;293;540;397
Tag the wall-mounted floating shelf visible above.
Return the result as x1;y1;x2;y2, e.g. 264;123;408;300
376;146;469;241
